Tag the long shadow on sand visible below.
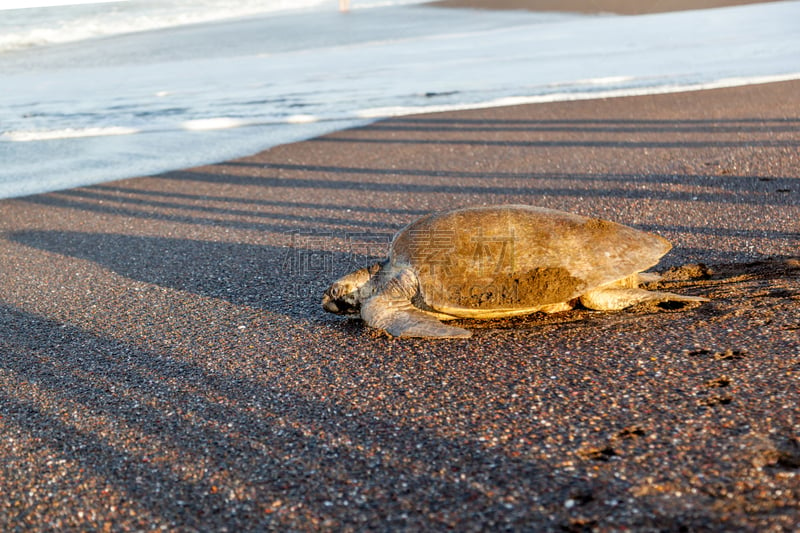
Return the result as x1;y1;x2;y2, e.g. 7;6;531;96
166;166;797;208
9;230;390;320
19;191;406;234
363;116;800;134
310;135;799;150
0;302;564;529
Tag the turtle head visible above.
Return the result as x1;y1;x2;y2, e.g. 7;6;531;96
322;262;383;315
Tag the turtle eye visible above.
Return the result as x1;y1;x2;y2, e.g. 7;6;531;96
323;286;339;301
329;284;347;298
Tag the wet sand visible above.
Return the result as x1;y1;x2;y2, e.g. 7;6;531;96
429;0;783;15
1;40;798;533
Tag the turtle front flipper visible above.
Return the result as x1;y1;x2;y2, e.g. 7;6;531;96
361;268;472;339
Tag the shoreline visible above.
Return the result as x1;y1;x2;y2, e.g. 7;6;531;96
428;0;784;14
3;0;798;201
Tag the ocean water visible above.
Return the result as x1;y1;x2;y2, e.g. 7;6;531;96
1;0;798;198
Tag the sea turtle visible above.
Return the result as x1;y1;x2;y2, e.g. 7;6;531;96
321;205;707;338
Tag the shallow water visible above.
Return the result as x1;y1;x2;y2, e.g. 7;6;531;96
1;0;798;198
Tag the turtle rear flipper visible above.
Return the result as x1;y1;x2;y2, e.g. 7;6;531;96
580;287;709;311
361;269;472;339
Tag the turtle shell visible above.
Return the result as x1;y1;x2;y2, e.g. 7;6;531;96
389;205;671;315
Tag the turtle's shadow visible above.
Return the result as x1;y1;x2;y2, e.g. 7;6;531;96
8;230;381;321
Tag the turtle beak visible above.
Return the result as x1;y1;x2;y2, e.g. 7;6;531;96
322;293;339;313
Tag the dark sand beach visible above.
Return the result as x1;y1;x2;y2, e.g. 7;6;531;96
1;2;799;530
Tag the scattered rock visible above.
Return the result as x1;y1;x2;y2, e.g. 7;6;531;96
745;429;800;470
578;445;617;462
